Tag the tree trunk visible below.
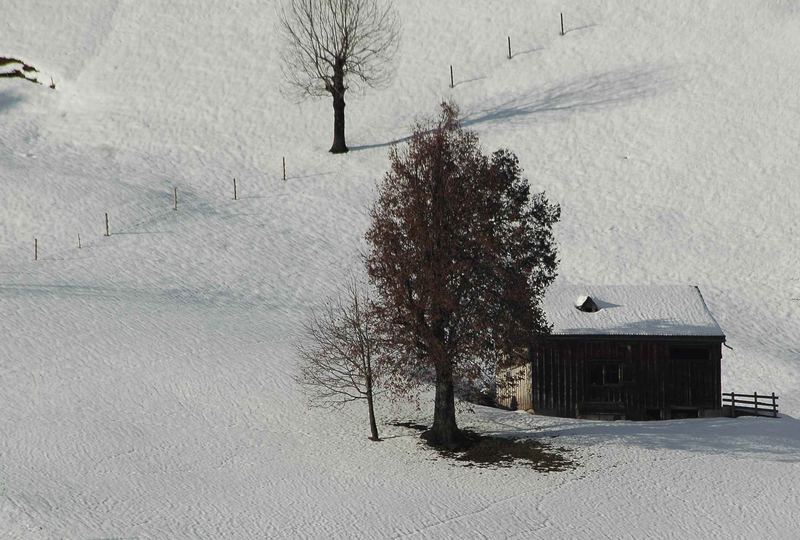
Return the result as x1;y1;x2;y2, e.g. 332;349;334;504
330;93;348;153
329;65;348;154
366;388;380;441
365;359;380;441
426;360;462;447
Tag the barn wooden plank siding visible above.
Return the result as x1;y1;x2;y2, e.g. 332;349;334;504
498;363;533;411
498;285;726;420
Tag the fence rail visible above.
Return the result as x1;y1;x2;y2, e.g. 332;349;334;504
723;391;779;418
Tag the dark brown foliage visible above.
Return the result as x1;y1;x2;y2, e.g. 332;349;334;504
365;103;560;446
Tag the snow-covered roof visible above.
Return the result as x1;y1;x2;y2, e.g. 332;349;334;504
543;285;725;338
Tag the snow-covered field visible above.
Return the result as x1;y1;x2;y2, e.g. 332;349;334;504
1;0;799;537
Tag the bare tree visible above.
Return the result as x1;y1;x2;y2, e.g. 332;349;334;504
295;278;382;441
278;0;400;153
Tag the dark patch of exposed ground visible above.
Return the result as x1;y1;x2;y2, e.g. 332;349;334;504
389;422;576;472
0;56;42;85
389;421;428;431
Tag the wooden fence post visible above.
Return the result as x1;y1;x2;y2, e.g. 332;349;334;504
450;65;454;88
729;392;735;417
772;392;777;417
104;213;110;237
754;392;758;416
507;36;512;59
78;234;81;249
560;13;565;36
283;157;287;181
173;187;178;211
34;238;38;261
233;178;238;200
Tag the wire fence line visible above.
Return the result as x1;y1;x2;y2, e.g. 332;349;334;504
7;166;301;266
4;18;598;269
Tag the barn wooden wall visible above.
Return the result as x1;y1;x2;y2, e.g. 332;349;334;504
517;339;723;420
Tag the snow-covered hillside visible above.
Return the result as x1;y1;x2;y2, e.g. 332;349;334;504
1;0;799;537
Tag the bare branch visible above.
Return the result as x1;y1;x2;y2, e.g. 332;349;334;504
278;0;401;100
294;275;383;411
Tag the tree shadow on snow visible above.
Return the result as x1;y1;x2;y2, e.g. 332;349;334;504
461;65;671;128
351;65;672;152
350;134;412;152
485;414;800;463
388;421;575;471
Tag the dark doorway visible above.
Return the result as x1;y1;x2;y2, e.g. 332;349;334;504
669;347;711;407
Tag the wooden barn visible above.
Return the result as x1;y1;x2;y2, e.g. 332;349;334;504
499;285;726;420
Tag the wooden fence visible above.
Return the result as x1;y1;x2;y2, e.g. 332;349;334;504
723;392;779;418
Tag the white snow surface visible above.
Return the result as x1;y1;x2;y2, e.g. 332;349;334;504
546;284;725;336
2;0;800;538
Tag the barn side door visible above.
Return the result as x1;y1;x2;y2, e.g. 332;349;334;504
670;358;693;406
669;346;714;414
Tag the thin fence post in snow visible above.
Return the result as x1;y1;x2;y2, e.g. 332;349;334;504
560;13;565;36
283;156;286;181
104;213;110;237
34;238;38;261
233;178;238;200
730;392;735;417
772;392;777;417
754;392;758;416
173;187;178;211
450;65;454;88
78;234;81;249
507;36;512;59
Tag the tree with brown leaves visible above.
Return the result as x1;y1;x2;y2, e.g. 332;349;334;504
295;278;382;441
278;0;400;153
365;103;560;447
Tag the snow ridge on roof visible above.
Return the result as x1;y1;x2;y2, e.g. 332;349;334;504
543;284;725;337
